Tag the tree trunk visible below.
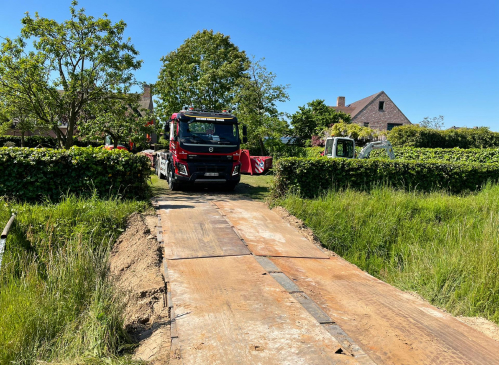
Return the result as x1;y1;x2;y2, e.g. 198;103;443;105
65;112;77;149
53;127;65;149
21;132;25;147
114;137;118;149
258;137;266;156
65;122;75;149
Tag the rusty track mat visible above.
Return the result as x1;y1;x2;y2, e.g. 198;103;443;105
271;257;499;365
167;255;362;365
158;200;250;259
214;200;328;258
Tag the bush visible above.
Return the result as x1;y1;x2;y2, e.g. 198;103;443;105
370;146;499;163
272;157;499;198
0;147;151;201
0;136;104;148
388;125;499;149
305;147;323;158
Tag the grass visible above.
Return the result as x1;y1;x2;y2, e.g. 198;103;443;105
149;173;273;200
277;184;499;324
0;195;148;364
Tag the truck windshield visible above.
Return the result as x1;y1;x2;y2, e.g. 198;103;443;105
336;139;355;158
179;121;239;145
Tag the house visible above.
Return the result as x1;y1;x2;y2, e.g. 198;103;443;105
331;91;411;131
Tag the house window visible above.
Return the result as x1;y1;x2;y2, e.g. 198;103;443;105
387;123;402;131
378;101;385;111
363;122;369;127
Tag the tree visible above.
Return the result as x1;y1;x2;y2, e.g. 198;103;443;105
0;102;11;136
79;94;155;149
420;115;444;130
0;1;142;149
233;57;289;155
290;99;351;145
155;30;249;121
8;109;38;147
329;122;384;143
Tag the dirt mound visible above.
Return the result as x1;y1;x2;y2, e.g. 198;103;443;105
110;213;170;363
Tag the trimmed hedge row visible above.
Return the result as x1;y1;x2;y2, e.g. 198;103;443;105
388;125;499;149
0;136;103;148
272;157;499;198
370;147;499;163
0;147;151;201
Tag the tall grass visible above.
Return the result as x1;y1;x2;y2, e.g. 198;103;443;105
0;196;148;364
278;184;499;323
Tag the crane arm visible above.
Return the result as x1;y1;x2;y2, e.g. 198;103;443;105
357;141;395;159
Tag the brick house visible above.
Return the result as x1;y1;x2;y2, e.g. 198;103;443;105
331;91;411;131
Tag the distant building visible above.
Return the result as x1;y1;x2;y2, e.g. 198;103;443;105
331;91;411;131
6;84;156;143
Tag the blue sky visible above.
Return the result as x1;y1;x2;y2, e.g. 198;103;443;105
1;0;498;130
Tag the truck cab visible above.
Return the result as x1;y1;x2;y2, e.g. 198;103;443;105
324;137;356;158
156;109;247;190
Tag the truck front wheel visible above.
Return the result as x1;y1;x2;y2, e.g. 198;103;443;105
167;163;180;191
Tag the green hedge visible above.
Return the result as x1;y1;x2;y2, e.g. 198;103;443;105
0;147;151;201
388;125;499;149
0;136;103;148
272;157;499;198
305;147;323;158
370;147;499;163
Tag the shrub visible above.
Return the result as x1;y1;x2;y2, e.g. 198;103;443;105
388;125;499;149
370;147;499;163
0;147;151;201
305;147;324;158
272;157;499;198
0;136;104;148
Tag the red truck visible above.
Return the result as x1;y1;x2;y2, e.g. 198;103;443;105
155;109;247;190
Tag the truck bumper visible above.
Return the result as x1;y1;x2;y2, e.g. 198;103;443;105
174;161;241;185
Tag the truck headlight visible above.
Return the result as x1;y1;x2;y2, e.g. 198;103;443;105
177;163;188;176
232;164;240;176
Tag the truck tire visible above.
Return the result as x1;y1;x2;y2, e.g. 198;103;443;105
223;182;238;191
167;162;180;191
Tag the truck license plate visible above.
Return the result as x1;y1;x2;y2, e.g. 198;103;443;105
205;172;219;176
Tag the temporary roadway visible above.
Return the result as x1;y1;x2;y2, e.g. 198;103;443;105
157;197;499;365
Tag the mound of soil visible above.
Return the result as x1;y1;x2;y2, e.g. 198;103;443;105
110;213;170;363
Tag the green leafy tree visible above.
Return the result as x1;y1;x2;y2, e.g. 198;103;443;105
0;1;142;149
0;103;11;135
233;57;289;155
420;115;445;130
290;99;351;145
155;30;249;121
329;122;384;142
79;94;155;149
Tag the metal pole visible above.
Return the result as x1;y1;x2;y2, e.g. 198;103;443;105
0;215;16;271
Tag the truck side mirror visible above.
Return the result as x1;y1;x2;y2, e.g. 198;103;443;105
243;136;248;144
242;125;247;137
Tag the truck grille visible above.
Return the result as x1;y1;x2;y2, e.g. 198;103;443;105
197;166;227;173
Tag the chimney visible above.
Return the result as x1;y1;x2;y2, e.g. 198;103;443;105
142;83;151;100
337;96;345;107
